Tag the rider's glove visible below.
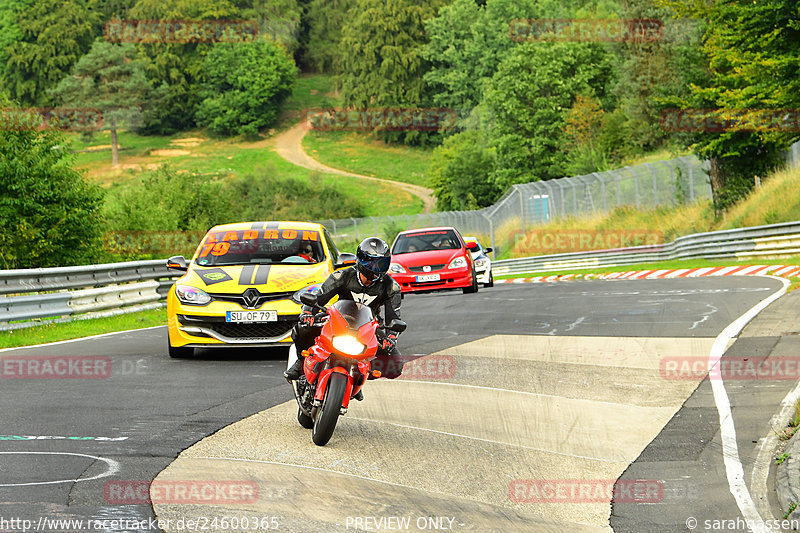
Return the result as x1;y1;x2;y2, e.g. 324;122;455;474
299;312;315;327
380;333;398;351
313;312;329;326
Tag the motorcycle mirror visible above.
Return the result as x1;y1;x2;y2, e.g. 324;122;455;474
387;319;407;333
299;292;318;307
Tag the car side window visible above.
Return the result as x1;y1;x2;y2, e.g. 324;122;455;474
323;228;340;262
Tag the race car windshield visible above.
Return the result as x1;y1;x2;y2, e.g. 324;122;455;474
193;229;325;267
392;230;461;254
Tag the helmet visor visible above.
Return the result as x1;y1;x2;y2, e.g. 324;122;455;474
358;255;391;278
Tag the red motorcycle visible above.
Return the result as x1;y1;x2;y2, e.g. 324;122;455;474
288;292;406;446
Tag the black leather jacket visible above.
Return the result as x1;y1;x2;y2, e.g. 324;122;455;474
306;266;402;327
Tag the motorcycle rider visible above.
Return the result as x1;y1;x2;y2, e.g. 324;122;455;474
284;237;404;395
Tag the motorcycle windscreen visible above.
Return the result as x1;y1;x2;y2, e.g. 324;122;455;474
330;300;374;330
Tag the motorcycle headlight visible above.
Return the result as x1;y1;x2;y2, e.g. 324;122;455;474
389;263;406;273
292;283;321;304
448;257;467;269
331;335;365;356
175;284;211;305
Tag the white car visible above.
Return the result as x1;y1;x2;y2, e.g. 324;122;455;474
463;236;493;287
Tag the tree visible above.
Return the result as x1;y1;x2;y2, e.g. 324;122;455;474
0;98;104;269
129;0;240;133
52;40;152;166
195;37;296;137
428;129;499;211
303;0;357;73
658;0;800;214
338;0;448;144
5;0;99;106
484;42;615;190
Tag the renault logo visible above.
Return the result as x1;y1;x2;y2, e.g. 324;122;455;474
242;288;260;308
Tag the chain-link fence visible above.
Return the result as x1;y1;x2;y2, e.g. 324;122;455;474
315;155;712;253
317;142;800;254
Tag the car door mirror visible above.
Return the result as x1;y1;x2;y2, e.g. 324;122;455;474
167;255;189;271
484;247;493;254
334;252;357;269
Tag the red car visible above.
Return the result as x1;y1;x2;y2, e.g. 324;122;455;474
388;227;478;294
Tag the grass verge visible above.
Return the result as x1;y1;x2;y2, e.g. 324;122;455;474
496;256;800;282
302;130;433;187
0;307;166;349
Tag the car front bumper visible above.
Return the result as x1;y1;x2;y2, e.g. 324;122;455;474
390;268;473;293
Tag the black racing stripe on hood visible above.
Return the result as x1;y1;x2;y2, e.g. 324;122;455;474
265;221;279;229
250;222;264;230
239;265;256;285
253;264;271;285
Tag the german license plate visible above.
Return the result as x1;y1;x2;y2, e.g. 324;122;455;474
416;274;440;282
226;311;277;322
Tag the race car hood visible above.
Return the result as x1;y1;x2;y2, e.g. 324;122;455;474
393;249;465;268
185;263;329;293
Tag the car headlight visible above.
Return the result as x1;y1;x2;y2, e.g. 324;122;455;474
331;335;365;356
292;283;321;304
474;258;487;268
175;284;211;305
448;257;468;269
389;263;406;273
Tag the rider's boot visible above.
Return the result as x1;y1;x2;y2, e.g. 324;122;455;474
284;355;304;380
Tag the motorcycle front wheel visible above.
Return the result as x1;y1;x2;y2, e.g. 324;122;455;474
312;373;348;446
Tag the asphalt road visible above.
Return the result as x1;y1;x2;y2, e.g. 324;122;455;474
0;277;788;532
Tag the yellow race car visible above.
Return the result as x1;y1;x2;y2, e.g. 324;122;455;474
166;221;354;358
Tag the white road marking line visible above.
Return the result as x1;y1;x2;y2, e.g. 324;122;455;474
708;275;789;533
0;325;166;353
347;417;624;464
0;451;120;487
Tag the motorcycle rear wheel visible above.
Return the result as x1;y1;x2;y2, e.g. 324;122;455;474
312;373;347;446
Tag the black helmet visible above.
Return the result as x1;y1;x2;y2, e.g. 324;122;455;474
356;237;391;284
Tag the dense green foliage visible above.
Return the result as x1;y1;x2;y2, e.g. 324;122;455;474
658;0;800;214
0;101;105;269
196;37;296;136
104;165;365;234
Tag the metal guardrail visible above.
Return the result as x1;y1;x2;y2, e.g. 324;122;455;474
0;260;178;331
493;221;800;276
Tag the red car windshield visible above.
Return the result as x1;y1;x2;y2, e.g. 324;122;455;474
194;228;324;266
393;230;461;254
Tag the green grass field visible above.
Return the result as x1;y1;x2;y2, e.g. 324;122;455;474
302;131;433;187
0;308;167;349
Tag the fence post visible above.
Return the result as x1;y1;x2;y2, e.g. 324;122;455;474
482;213;496;255
516;186;525;235
328;219;336;235
644;163;658;207
661;160;676;204
678;156;696;202
593;172;606;213
350;217;359;240
626;166;640;209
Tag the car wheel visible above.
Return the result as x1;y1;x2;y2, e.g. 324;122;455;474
168;341;194;359
462;270;479;294
484;271;494;288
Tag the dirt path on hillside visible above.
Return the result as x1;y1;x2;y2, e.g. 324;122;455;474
273;121;436;213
